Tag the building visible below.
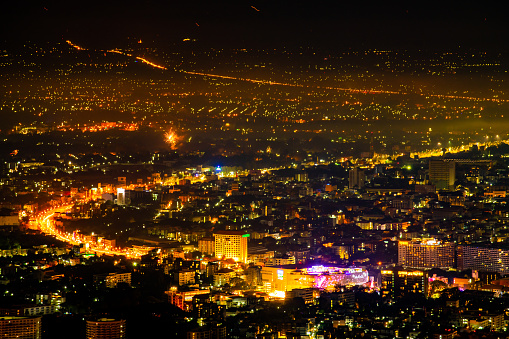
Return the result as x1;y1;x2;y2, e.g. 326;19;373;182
116;187;126;205
213;268;235;287
93;272;132;288
433;331;457;339
295;172;308;182
457;245;509;273
166;289;210;311
381;268;428;299
261;265;369;295
331;243;355;260
288;250;310;264
266;256;295;266
187;323;226;339
22;305;58;316
286;288;317;304
213;231;249;263
86;318;126;339
429;160;455;191
245;265;262;287
0;215;19;227
349;168;365;189
398;238;455;269
0;305;58;317
0;316;41;339
176;269;196;286
198;237;214;256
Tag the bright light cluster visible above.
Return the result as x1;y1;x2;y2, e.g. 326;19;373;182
164;129;183;150
303;265;364;275
313;269;369;290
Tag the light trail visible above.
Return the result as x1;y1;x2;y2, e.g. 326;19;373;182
66;40;86;51
67;39;167;70
107;49;167;70
182;70;509;102
65;40;509;103
32;201;148;259
135;56;167;70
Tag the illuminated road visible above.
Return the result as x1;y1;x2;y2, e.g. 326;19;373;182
409;137;507;159
32;203;149;259
65;40;509;104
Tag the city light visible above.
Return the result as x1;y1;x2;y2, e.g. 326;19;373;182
164;129;183;149
4;14;509;337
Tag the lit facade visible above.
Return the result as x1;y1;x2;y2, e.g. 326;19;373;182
198;237;215;256
116;188;126;205
457;245;509;273
94;272;132;288
0;316;41;339
381;268;428;299
86;318;126;339
213;231;248;263
398;238;454;269
166;289;210;311
261;265;369;295
213;268;235;287
177;269;196;286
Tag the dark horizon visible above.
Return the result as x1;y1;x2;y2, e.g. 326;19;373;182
2;1;509;51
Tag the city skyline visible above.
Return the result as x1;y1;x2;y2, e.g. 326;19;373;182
3;1;509;338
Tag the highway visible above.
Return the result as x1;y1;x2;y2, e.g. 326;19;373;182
31;203;149;259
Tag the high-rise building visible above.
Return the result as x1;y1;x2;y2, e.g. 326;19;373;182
349;168;365;189
429;160;455;191
0;316;41;339
198;237;215;256
213;231;249;263
398;238;455;269
457;245;509;273
381;268;428;299
86;318;126;339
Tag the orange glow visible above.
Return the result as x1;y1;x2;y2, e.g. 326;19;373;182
135;56;167;70
164;129;183;149
181;70;509;103
66;40;86;51
107;48;167;70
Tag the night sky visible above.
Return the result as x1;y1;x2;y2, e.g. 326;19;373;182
2;1;508;50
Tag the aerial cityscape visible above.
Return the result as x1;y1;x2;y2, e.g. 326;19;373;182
2;2;509;339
